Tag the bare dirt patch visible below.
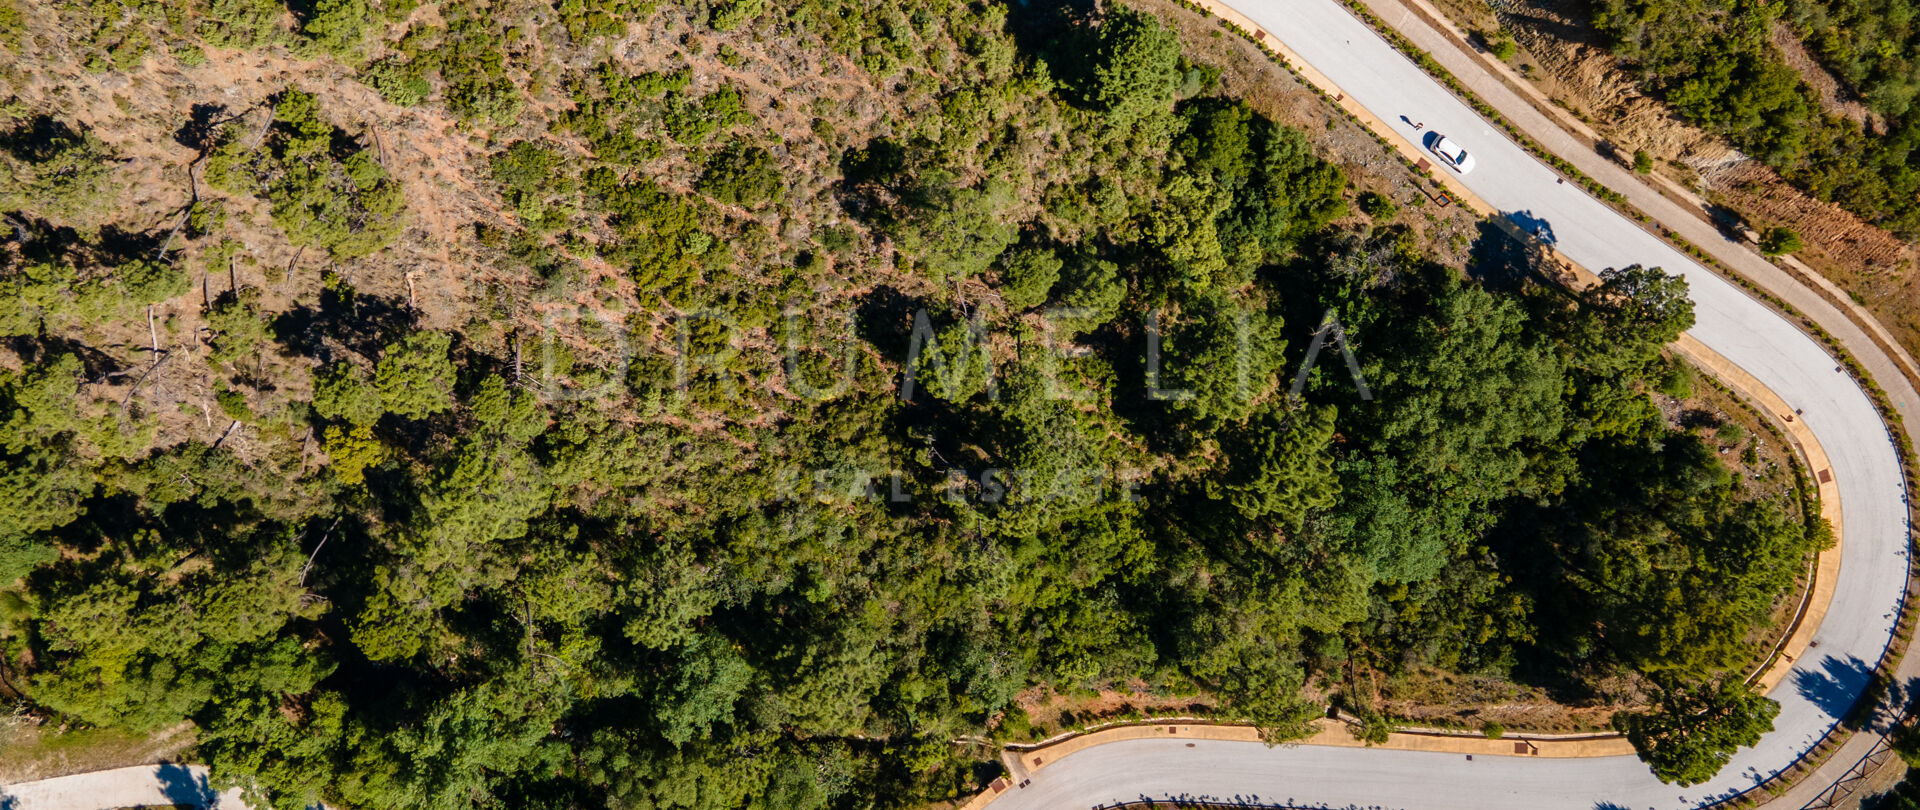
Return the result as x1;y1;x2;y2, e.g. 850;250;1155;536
1008;684;1216;742
1770;23;1880;131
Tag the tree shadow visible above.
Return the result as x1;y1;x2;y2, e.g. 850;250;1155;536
0;115;81;162
1502;0;1612;48
851;284;923;360
1703;203;1749;243
992;0;1100;110
154;762;217;807
1503;209;1558;245
1794;654;1874;727
174;102;230;152
1466;219;1541;291
92;224;166;265
274;287;414;362
834;137;907;222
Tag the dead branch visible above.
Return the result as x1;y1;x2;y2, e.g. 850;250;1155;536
154;164;202;261
212;419;241;449
2;214;30;244
246;100;278;151
120;351;172;409
298;516;343;587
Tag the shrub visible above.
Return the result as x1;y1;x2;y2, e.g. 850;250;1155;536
1759;226;1804;256
0;119;120;229
1358;191;1398;220
214;385;256;422
313;362;385;425
708;0;765;31
1089;9;1183;124
664;86;753;145
375;331;457;420
696;144;783;208
996;246;1064;311
207;90;407;259
1633;149;1654;174
362;58;431;107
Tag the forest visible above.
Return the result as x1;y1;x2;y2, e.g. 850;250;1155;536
1591;0;1920;236
0;0;1826;805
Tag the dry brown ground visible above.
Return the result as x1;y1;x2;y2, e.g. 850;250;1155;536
1770;23;1881;132
0;0;516;468
1010;684;1216;741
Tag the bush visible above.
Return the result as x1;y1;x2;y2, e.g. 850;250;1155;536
375;331;457;419
1089;9;1183;124
362;58;431;107
1481;721;1505;739
996;246;1064;311
206;90;407;259
1760;226;1804;256
664;86;753;145
214;384;256;422
1490;33;1518;61
696;144;783;208
1657;362;1694;398
0;118;120;229
1358;191;1398;220
707;0;765;31
313;362;385;425
1633;149;1654;174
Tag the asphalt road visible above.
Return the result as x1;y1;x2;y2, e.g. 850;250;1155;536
987;0;1914;808
0;3;1907;810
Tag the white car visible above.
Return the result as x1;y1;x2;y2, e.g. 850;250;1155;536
1427;134;1476;174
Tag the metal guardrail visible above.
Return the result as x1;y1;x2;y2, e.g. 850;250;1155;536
1799;734;1897;810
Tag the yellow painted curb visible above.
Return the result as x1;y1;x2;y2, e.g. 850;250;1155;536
1671;334;1843;694
1008;719;1634;779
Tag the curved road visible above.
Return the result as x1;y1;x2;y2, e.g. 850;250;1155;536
986;1;1913;808
0;3;1909;810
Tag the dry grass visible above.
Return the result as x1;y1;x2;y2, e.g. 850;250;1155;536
0;715;196;784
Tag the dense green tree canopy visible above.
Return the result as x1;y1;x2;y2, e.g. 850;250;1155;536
0;1;1822;806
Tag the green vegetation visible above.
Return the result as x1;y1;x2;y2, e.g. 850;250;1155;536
1614;679;1780;786
0;118;120;230
0;1;1824;805
1481;28;1518;61
1761;225;1806;256
1592;0;1920;235
1357;191;1398;219
205;90;406;259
